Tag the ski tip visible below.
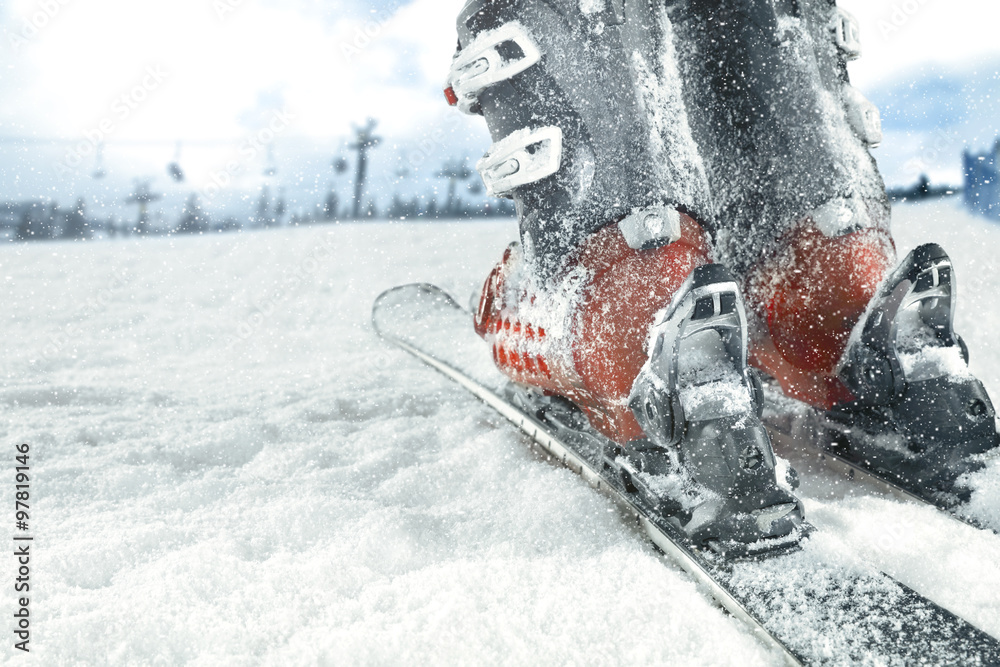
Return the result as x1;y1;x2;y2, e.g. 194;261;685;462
372;283;461;336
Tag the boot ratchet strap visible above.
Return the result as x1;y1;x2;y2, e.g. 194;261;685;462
832;7;862;61
476;126;563;196
843;85;883;148
448;22;542;115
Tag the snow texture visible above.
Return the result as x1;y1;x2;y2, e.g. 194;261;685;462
3;199;1000;664
579;0;605;16
477;241;592;389
894;305;972;382
679;375;753;422
500;242;589;350
676;332;754;420
629;8;713;224
633;468;716;512
669;5;891;275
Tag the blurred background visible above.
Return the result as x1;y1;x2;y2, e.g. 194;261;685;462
0;0;998;239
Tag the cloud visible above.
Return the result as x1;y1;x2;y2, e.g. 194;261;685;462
0;0;485;206
2;0;998;209
0;0;465;141
843;0;1000;89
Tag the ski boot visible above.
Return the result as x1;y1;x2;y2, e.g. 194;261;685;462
664;0;898;406
664;0;900;408
744;222;999;507
475;217;712;444
453;0;807;556
663;0;999;503
829;244;1000;504
746;222;896;409
667;0;890;276
453;0;717;440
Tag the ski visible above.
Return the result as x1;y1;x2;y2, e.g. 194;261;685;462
373;283;1000;666
762;394;998;534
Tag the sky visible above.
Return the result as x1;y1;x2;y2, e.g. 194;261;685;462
840;1;1000;88
1;0;999;218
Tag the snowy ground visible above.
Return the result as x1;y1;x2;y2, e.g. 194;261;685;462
2;199;1000;665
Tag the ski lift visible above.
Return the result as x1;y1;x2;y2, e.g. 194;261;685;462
264;144;278;177
92;142;107;180
333;157;349;175
167;141;185;182
468;180;483;195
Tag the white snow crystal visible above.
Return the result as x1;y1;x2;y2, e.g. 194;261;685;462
629;9;712;218
894;303;971;382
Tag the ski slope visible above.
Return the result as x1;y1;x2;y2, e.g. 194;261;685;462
2;198;1000;665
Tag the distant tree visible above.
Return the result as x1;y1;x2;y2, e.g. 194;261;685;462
125;181;161;235
436;159;474;216
387;194;420;219
917;174;931;198
253;186;270;228
387;195;402;219
44;203;60;238
271;189;287;227
424;199;438;219
348;118;382;218
216;216;241;233
176;194;209;234
62;198;92;240
16;203;56;241
323;190;339;221
15;209;35;241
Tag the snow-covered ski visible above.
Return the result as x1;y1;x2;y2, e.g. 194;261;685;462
373;282;1000;666
762;396;998;534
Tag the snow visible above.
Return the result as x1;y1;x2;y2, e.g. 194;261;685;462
630;9;713;223
679;374;753;422
894;305;972;382
579;0;606;16
676;332;754;420
499;242;590;355
3;198;1000;664
897;344;970;383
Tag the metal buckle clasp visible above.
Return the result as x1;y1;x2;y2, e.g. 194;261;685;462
832;8;862;61
448;22;542;115
476;126;563;196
